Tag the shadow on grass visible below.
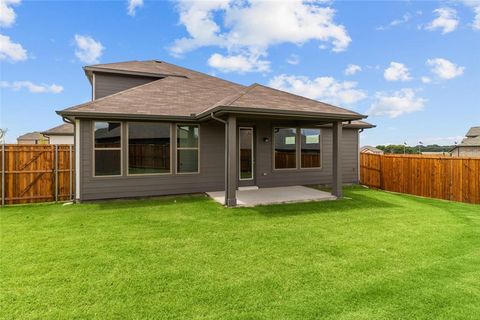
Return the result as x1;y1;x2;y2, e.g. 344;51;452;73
249;188;400;218
87;194;210;211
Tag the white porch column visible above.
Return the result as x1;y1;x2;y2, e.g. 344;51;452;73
332;121;343;198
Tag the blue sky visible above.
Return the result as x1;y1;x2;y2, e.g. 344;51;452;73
1;0;479;145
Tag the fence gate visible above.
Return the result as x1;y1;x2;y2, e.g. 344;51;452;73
1;144;74;205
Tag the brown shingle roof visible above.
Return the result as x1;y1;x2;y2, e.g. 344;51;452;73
459;136;480;147
41;123;74;136
59;60;366;121
85;60;187;77
61;75;245;117
466;126;480;137
17;132;46;140
208;83;362;117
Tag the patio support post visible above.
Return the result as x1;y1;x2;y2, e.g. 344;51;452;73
226;114;237;207
332;121;343;198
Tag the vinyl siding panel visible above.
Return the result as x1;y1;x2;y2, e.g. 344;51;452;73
79;118;360;201
80;119;225;200
94;73;158;99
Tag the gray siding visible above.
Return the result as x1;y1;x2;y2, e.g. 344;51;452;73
94;73;158;99
253;119;359;188
79;118;360;201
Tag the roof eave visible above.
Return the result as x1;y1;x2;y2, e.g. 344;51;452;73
56;110;196;122
198;105;367;121
83;66;186;79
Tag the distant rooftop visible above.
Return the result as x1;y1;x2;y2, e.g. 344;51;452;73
41;123;74;136
466;126;480;137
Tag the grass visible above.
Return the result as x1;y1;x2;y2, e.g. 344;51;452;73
1;186;479;319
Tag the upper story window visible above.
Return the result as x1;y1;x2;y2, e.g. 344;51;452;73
94;122;122;176
128;122;171;175
176;125;199;173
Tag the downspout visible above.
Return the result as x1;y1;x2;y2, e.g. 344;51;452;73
211;112;228;205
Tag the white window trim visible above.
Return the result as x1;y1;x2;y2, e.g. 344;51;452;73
92;121;123;178
176;124;200;175
239;127;254;181
126;122;173;176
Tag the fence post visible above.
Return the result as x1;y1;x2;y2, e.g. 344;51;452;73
54;145;58;202
69;144;72;200
1;143;4;207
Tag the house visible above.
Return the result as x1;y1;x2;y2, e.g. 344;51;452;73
451;126;480;157
17;132;48;144
56;60;374;206
360;145;384;154
41;123;74;144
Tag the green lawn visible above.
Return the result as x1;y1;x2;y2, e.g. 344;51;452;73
1;187;479;319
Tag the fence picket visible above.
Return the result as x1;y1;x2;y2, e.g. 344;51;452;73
0;144;74;205
360;153;480;205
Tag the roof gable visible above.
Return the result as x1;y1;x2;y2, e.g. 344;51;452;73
59;60;367;122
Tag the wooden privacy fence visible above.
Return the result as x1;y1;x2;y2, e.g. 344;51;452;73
1;144;74;205
360;153;480;204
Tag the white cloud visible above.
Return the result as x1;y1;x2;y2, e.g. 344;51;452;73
426;58;464;80
269;74;367;106
127;0;143;16
208;52;270;73
74;34;104;64
368;88;426;118
171;0;351;73
345;64;361;76
384;62;412;81
421;76;431;84
0;0;21;27
377;13;411;30
0;34;27;61
426;8;458;34
1;81;63;94
461;1;480;30
287;54;299;65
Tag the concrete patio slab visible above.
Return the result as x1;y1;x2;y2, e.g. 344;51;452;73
206;186;336;207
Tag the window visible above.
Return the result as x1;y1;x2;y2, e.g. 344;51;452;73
301;128;321;168
239;127;253;180
274;128;297;169
176;125;199;173
128;122;171;175
94;121;121;176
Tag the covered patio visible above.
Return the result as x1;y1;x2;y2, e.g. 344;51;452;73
207;186;336;207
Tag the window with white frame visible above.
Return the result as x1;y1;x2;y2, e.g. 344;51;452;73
176;124;199;173
94;121;122;176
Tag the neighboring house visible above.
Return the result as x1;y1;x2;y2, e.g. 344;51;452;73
17;132;48;144
451;126;480;157
57;60;374;206
41;123;74;144
360;146;384;154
